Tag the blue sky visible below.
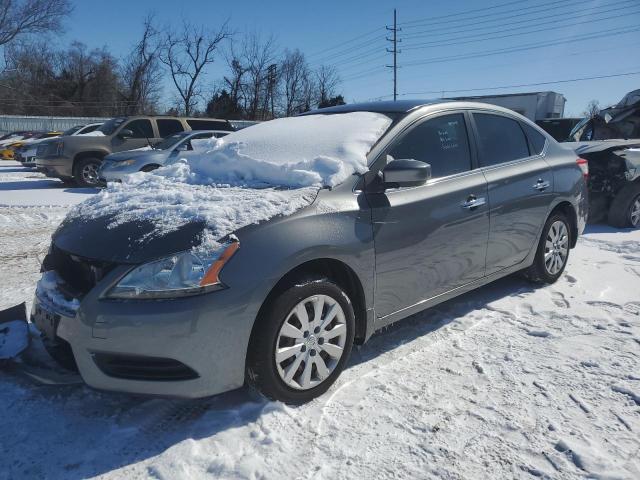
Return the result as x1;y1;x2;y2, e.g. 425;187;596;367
62;0;640;115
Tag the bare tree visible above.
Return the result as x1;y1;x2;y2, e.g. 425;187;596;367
582;99;600;119
314;65;340;106
0;0;72;47
159;20;231;115
280;49;312;116
223;54;248;114
120;14;161;114
239;32;278;120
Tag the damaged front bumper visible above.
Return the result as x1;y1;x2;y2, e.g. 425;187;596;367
30;262;257;398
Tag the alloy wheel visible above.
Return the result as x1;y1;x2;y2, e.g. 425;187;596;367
630;195;640;227
544;220;569;275
275;294;348;390
82;163;99;185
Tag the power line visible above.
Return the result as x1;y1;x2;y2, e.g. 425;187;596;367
400;0;584;29
306;27;382;60
402;0;635;40
340;24;639;83
402;25;640;68
402;6;640;51
398;0;530;26
367;71;640;100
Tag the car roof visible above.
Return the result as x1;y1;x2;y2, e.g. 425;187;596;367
305;99;445;115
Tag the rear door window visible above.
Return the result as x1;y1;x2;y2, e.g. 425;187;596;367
389;113;472;179
122;119;154;139
157;119;185;137
473;113;530;167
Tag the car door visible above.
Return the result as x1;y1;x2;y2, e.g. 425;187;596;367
470;112;553;274
368;112;490;319
112;119;155;152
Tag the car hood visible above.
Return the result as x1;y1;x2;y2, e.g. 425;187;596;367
106;149;165;162
52;214;207;264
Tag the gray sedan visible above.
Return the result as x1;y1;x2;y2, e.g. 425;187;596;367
99;130;229;182
32;100;588;404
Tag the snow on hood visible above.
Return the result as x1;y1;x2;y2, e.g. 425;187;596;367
67;112;391;249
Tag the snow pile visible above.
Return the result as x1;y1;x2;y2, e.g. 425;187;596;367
35;270;80;316
173;112;391;188
69;112;391;242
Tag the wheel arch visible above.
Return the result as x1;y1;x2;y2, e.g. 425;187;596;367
72;150;108;175
252;258;369;346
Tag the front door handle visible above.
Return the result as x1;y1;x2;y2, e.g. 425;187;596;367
461;195;486;210
533;179;550;191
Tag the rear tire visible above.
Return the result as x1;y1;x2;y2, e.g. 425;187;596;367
523;212;571;284
73;157;102;187
607;182;640;228
246;277;355;404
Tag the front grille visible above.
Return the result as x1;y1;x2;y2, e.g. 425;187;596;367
42;245;117;296
92;353;199;381
36;142;58;157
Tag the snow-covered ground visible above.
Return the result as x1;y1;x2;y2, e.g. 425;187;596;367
1;161;639;480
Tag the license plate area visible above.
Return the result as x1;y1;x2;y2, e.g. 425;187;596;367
32;304;61;341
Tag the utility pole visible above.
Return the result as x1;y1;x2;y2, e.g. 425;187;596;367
386;9;401;101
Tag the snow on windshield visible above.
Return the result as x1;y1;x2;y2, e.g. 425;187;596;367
174;111;392;187
68;112;391;245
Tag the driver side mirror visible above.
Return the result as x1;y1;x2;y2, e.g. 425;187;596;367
382;158;431;187
118;128;134;139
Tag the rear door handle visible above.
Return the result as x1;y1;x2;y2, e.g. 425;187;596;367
533;179;550;191
461;195;486;210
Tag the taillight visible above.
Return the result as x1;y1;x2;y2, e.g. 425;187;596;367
576;158;589;180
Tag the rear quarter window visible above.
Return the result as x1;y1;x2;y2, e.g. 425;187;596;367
521;123;547;155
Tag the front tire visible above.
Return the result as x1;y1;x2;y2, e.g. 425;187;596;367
524;212;571;284
73;157;102;187
247;277;355;404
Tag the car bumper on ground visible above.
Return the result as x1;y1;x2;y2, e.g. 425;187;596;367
31;268;258;398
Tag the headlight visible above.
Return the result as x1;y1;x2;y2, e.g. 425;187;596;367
105;241;239;299
116;159;137;166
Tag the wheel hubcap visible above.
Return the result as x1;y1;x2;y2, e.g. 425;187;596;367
275;294;347;390
82;164;99;185
544;220;569;275
630;195;640;227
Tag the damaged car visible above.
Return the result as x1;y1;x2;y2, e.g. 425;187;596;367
572;140;640;227
31;100;587;403
565;89;640;228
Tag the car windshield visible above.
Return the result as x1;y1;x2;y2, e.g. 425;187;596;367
62;125;83;136
98;117;127;135
153;132;191;150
